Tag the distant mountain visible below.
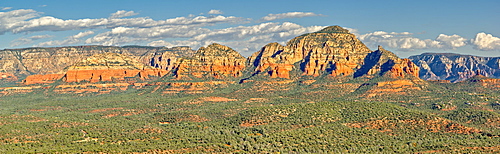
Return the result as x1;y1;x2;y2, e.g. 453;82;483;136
2;26;500;154
0;26;426;98
246;26;419;80
0;46;195;77
409;53;500;82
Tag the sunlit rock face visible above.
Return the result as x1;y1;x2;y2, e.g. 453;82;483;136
0;46;194;77
174;43;247;80
248;26;419;79
64;52;168;83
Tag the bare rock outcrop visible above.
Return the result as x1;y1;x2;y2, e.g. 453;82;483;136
22;52;168;84
0;72;18;82
175;43;246;79
64;53;168;82
0;46;195;76
248;43;293;78
409;53;500;82
23;74;64;85
247;26;419;80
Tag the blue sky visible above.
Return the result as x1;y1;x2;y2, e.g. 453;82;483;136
1;0;499;57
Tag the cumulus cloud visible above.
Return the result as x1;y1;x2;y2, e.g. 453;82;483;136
147;40;174;47
145;22;325;55
3;8;328;55
37;31;94;46
359;31;468;51
109;10;139;19
471;32;500;51
207;10;223;14
0;9;245;35
260;12;322;21
0;9;40;34
85;26;211;46
435;34;467;49
10;34;53;47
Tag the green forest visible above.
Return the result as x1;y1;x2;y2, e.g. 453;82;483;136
0;82;499;153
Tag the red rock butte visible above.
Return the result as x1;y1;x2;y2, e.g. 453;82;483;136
23;52;168;84
12;26;424;97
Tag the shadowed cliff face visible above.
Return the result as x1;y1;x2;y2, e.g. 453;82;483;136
409;53;500;82
355;46;419;78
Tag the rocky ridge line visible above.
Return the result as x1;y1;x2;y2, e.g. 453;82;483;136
409;53;500;82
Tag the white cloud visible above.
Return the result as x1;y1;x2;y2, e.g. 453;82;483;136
3;8;328;55
145;22;325;55
0;9;41;34
207;10;223;15
147;40;174;47
109;10;139;19
29;34;53;39
37;31;94;46
85;26;210;46
10;34;53;47
0;9;245;35
359;31;470;51
260;12;322;21
343;27;359;36
72;31;95;39
471;32;500;51
435;34;467;49
1;7;12;10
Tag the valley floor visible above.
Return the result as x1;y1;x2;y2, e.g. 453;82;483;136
0;87;499;153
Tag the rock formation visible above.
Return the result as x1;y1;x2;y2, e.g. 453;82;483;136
460;74;500;88
174;43;246;80
148;46;195;71
0;72;18;82
247;26;419;80
3;25;425;96
0;46;195;76
247;42;293;78
23;74;64;85
409;53;500;82
356;46;419;78
21;52;168;85
64;52;168;83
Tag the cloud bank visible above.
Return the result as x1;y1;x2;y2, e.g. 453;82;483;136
2;9;325;55
2;8;499;56
358;30;500;51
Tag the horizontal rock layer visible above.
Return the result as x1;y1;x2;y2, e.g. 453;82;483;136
409;53;500;82
0;46;195;76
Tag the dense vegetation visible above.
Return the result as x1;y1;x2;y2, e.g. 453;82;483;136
0;82;499;153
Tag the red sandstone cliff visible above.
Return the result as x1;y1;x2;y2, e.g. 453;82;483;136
23;52;168;84
174;43;246;80
247;26;420;80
